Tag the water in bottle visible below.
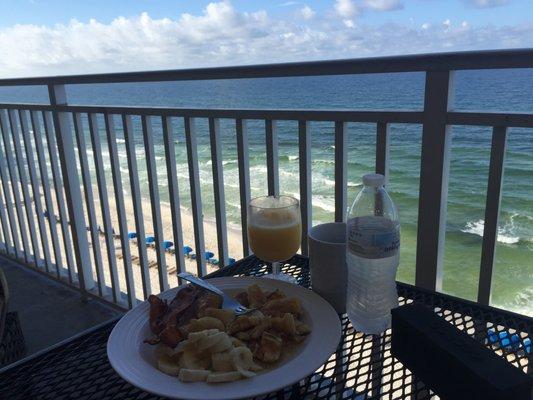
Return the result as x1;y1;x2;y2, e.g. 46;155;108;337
346;173;400;334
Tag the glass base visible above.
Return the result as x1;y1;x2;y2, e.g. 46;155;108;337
262;272;297;284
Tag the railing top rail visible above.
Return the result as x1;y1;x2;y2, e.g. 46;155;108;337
0;48;532;87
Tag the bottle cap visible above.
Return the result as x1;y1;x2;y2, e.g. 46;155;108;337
362;173;385;187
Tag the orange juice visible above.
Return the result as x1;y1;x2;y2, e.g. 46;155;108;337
248;208;301;262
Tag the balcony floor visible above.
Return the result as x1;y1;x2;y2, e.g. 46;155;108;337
1;256;122;360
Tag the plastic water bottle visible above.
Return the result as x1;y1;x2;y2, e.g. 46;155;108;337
346;173;400;334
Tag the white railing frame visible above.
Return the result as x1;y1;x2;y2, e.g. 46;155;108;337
0;49;530;310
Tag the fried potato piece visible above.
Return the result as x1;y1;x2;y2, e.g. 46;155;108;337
295;320;311;335
180;348;211;370
179;369;210;382
231;346;262;373
207;371;242;383
255;331;283;363
157;357;181;376
188;328;220;343
188;317;225;333
234;331;251;341
247;284;267;308
249;318;271;340
211;351;234;372
228;315;261;334
231;337;247;348
262;298;302;316
267;289;286;301
200;308;235;329
271;313;296;335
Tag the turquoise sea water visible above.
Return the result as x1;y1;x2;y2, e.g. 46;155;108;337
0;69;531;315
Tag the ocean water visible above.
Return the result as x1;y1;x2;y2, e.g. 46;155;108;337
0;69;531;316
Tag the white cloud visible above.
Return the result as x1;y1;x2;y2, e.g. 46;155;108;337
443;19;451;27
297;5;315;20
279;1;299;6
334;0;359;18
421;22;430;30
461;0;510;8
0;1;531;78
363;0;403;12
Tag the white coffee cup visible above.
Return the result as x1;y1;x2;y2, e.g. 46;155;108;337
308;222;346;313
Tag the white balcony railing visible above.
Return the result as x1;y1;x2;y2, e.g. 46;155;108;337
0;49;531;311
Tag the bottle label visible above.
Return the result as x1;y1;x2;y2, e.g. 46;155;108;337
347;216;400;259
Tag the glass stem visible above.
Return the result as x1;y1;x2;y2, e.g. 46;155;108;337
271;261;280;275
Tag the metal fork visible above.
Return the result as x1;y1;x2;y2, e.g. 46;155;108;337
178;272;255;316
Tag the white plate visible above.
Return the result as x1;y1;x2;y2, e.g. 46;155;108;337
107;276;341;400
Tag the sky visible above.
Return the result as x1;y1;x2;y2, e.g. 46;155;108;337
0;0;531;78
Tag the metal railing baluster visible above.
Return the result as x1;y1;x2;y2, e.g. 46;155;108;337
478;126;508;305
31;111;63;276
19;110;51;272
0;184;8;254
375;122;390;184
0;159;11;253
0;110;29;262
415;71;454;291
265;119;279;196
105;113;136;307
43;111;76;283
184;117;207;276
334;121;347;223
88;112;120;302
236;119;251;257
9;109;40;266
162;116;186;283
209;118;229;267
141;115;168;291
122;114;151;299
48;84;94;295
298;120;311;255
73;113;106;296
0;117;19;258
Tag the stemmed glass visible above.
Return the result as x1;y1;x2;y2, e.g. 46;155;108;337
247;195;301;283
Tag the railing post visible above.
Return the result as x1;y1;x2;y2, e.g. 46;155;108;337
48;84;94;296
265;119;279;196
477;126;508;305
209;118;229;267
298;120;311;255
236;119;251;257
334;121;347;222
375;122;390;184
415;70;454;291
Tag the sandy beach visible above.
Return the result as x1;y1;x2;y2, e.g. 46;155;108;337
2;181;244;305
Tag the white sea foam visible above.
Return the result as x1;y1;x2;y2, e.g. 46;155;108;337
461;219;521;244
119;167;129;174
116;138;126;144
288;155;298;161
312;195;336;213
493;287;533;318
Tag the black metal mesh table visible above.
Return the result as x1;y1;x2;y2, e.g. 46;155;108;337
0;255;531;399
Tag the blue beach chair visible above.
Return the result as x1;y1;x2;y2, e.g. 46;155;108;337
127;232;137;240
183;246;193;257
145;236;156;246
163;241;174;251
487;329;521;351
205;251;214;261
